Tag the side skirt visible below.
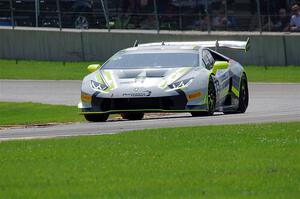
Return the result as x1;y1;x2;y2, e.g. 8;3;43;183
80;108;208;115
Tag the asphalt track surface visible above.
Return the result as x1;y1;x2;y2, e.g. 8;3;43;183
0;80;299;140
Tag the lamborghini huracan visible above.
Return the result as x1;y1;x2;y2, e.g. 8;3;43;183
78;39;250;122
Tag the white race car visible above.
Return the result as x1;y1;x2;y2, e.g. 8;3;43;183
79;39;250;122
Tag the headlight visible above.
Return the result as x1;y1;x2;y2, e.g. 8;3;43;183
169;77;194;90
91;80;108;91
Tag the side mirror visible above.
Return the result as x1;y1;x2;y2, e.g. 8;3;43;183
87;64;101;73
212;61;229;74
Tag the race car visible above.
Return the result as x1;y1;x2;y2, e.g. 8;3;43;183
78;39;250;122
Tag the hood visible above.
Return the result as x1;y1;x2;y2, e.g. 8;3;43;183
112;68;172;79
116;68;169;79
99;67;193;90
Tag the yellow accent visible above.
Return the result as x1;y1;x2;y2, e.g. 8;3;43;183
81;93;92;102
187;91;202;100
159;67;191;89
104;70;117;91
168;68;190;83
95;73;105;84
168;78;194;91
159;80;168;89
212;61;229;74
87;64;101;73
104;70;112;81
232;86;240;97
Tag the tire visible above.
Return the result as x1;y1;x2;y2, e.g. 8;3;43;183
223;73;249;114
121;112;144;120
236;73;249;113
191;76;216;117
84;114;109;122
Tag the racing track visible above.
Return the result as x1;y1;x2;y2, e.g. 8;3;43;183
0;80;299;140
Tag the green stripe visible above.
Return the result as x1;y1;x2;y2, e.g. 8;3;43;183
160;67;192;88
104;70;117;91
232;86;240;97
95;73;105;84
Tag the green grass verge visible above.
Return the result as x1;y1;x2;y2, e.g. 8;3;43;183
245;66;300;83
0;60;102;80
1;59;300;82
0;122;300;198
0;102;84;125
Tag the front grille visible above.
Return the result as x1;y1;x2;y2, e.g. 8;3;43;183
92;94;187;111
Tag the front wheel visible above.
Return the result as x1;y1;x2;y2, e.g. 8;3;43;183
84;114;109;122
191;77;216;117
121;112;144;120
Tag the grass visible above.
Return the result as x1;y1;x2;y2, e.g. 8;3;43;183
0;102;85;125
0;122;300;198
245;66;300;83
0;59;300;82
0;60;102;80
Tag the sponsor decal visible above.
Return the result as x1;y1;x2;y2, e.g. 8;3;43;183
187;91;202;100
123;90;152;97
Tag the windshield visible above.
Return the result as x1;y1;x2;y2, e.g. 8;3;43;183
102;51;199;69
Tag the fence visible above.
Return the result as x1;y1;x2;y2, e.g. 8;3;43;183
0;0;299;32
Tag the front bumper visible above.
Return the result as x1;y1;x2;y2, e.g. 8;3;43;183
81;92;188;114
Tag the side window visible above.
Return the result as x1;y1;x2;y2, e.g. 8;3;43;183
208;49;229;61
202;50;215;70
202;50;209;67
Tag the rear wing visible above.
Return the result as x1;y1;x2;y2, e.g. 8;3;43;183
138;38;250;52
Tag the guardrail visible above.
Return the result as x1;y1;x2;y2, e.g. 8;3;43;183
0;27;299;66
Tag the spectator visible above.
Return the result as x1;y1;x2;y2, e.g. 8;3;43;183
263;8;290;31
140;14;156;30
212;10;231;30
159;4;178;30
274;8;290;31
118;0;141;29
289;3;300;32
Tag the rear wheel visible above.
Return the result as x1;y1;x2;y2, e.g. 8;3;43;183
121;112;144;120
223;73;249;114
191;77;216;117
236;74;249;113
84;114;109;122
